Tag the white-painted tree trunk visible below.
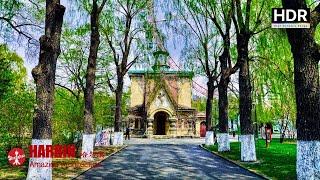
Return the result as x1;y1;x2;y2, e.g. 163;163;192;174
26;139;52;180
205;131;214;146
239;134;256;161
113;132;124;146
81;134;95;161
297;141;320;180
95;130;110;146
217;133;230;152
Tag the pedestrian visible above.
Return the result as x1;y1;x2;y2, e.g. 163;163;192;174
125;127;130;140
109;130;113;145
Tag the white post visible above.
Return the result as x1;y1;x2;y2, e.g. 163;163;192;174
26;139;52;180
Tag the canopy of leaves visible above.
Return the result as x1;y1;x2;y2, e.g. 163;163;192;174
252;29;296;124
0;44;26;99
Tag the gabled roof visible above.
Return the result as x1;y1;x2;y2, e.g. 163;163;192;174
146;79;178;109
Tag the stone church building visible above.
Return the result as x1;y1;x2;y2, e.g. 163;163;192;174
128;52;205;138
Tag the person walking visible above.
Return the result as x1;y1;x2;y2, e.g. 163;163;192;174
125;127;130;140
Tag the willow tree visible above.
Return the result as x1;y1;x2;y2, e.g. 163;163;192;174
281;0;320;178
27;0;65;179
166;0;223;145
202;0;242;152
252;29;296;143
232;0;269;161
102;0;148;145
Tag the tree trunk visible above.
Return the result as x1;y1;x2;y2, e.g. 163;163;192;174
282;1;320;178
27;0;65;179
82;0;104;161
31;1;65;139
218;80;228;133
204;78;215;145
285;17;320;141
113;77;124;145
217;44;231;151
280;120;287;143
238;37;253;135
114;78;124;132
218;46;230;134
205;78;214;131
84;1;101;134
237;34;256;162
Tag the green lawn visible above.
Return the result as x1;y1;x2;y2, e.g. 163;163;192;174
206;139;296;180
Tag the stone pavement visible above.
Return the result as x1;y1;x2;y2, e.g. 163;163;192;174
76;138;261;180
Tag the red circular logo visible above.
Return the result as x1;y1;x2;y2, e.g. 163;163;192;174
7;148;26;166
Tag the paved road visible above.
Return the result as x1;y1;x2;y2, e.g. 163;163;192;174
123;136;239;145
76;144;262;180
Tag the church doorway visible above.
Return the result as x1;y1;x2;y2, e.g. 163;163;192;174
153;111;169;135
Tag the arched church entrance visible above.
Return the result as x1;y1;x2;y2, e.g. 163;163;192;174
153;111;169;135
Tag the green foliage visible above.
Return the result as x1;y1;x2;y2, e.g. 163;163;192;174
0;46;32;163
251;28;296;124
52;88;129;144
192;97;207;112
0;1;23;19
0;44;26;99
95;91;129;128
52;88;83;144
228;95;239;121
0;88;34;148
192;95;239;123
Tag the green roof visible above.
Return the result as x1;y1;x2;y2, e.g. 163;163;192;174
128;69;194;78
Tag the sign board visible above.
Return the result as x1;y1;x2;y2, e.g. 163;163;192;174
272;8;310;28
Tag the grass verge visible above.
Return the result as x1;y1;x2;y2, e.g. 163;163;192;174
205;139;296;180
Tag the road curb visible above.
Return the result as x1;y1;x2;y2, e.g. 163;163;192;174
72;145;128;179
199;145;270;180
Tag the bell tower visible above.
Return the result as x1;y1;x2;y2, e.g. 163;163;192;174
152;50;170;72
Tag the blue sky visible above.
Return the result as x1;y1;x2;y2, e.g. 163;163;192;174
1;0;240;98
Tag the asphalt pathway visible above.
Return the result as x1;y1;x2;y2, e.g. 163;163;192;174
76;143;262;180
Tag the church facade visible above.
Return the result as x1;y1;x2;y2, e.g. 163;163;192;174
128;61;204;138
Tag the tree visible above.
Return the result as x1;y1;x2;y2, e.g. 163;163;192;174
27;0;65;179
0;0;42;49
56;25;90;102
252;28;296;143
202;0;241;151
0;45;32;161
0;44;26;99
167;0;221;145
281;0;320;178
168;0;239;148
102;0;148;144
232;0;269;161
80;0;107;160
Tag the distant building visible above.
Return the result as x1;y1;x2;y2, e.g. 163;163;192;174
127;51;204;138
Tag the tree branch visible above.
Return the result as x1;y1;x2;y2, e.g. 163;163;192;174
55;83;79;100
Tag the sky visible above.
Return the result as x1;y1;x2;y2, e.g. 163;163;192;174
2;0;239;98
